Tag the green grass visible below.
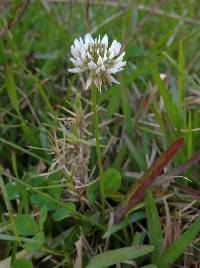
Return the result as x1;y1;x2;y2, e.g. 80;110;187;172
0;0;200;267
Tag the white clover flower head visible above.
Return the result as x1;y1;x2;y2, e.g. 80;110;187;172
68;33;126;92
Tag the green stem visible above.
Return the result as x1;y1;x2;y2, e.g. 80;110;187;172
91;86;105;213
0;168;21;249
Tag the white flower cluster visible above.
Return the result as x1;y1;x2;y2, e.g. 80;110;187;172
68;33;126;91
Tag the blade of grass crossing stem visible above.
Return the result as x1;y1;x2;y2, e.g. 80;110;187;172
11;152;19;179
155;215;200;268
149;62;177;127
0;169;21;245
0;138;50;164
4;64;20;114
120;82;146;170
4;27;54;114
120;83;134;138
112;144;128;169
4;65;40;147
187;111;192;158
124;133;146;170
12;177;106;231
144;190;163;262
106;85;120;119
178;40;184;126
86;245;154;268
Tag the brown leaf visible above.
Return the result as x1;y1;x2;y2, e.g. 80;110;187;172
114;137;184;223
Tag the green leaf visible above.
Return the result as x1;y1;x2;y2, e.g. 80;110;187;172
24;232;45;252
21;122;39;147
86;245;154;268
156;215;200;268
15;215;38;236
144;190;163;262
102;168;121;193
39;206;48;230
5;64;20;114
31;194;58;211
86;180;98;204
12;259;33;268
52;203;76;222
47;172;62;200
6;181;21;200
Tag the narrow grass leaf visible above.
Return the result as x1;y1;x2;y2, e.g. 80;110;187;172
144;190;163;262
0;137;50;164
86;245;154;268
178;40;184;122
0;173;20;243
156;215;200;268
149;62;177;127
4;64;20;114
103;211;145;239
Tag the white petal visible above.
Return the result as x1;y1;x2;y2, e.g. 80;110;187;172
160;73;167;80
70;57;82;67
96;67;101;74
113;61;126;69
80;47;86;61
114;52;125;63
100;65;105;71
97;56;103;65
85;75;93;90
103;52;107;62
68;68;84;73
71;45;79;58
107;66;124;74
88;61;97;70
87;52;92;60
74;38;80;48
94;77;102;92
101;34;108;47
98;35;101;43
85;33;93;44
109;75;120;84
109;51;115;60
79;37;84;45
109;40;121;56
107;67;118;74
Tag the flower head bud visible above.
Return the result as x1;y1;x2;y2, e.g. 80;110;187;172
68;33;126;92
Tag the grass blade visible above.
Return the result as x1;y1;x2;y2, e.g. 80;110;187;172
155;215;200;268
144;190;163;262
149;62;177;127
4;64;20;114
86;245;154;268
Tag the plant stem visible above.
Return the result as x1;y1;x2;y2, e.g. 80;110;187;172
91;86;105;213
0;169;21;249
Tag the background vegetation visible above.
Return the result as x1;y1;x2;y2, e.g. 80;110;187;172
0;0;200;267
